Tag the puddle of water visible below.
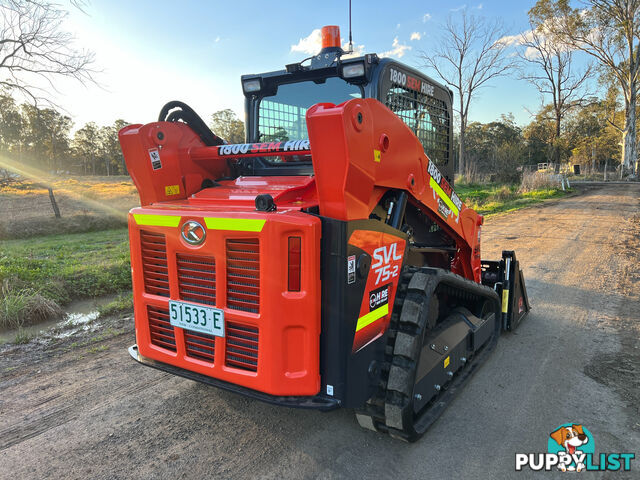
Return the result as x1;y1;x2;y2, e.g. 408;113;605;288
0;293;120;344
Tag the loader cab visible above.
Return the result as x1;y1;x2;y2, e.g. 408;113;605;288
241;51;454;183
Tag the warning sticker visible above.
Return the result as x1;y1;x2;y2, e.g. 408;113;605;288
373;149;381;163
149;148;162;170
347;255;356;284
444;356;450;368
165;185;180;196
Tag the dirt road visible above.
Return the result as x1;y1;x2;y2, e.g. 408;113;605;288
2;184;639;479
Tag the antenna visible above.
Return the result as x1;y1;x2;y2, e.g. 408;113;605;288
348;0;353;53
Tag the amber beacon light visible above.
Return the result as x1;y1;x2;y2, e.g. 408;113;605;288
321;25;341;49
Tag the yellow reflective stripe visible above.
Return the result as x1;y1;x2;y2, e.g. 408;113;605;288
429;177;460;216
204;217;266;232
133;214;181;227
502;289;509;313
356;304;389;332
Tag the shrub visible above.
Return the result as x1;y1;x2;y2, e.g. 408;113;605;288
519;171;558;193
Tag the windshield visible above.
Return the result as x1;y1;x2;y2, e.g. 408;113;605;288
258;77;362;143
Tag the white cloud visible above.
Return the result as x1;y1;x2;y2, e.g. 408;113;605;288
476;3;483;9
342;41;366;58
214;36;221;43
498;33;522;47
290;28;365;57
451;5;467;12
423;13;432;22
380;37;412;58
497;32;537;59
291;28;322;54
410;32;422;41
498;27;572;60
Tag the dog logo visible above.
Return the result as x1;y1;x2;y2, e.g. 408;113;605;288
549;424;591;472
516;423;634;472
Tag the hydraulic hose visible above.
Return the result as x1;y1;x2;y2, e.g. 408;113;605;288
158;100;225;146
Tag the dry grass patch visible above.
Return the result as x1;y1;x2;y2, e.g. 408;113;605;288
0;176;139;239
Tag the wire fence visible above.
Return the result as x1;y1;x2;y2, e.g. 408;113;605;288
0;192;61;220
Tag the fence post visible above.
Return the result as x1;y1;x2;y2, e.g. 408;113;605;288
48;188;61;218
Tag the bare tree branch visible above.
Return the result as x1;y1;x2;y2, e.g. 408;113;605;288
0;0;96;106
419;10;516;176
516;22;593;165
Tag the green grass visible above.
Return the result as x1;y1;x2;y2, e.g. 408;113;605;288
97;292;133;317
455;183;567;217
0;228;131;328
13;328;34;344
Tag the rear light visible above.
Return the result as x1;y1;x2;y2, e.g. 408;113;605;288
288;236;301;291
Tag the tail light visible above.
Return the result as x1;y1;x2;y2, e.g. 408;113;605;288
288;236;301;291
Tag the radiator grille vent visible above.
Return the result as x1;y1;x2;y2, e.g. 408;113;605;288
140;230;170;297
226;239;260;313
147;305;176;352
184;331;216;363
225;322;259;372
177;254;216;305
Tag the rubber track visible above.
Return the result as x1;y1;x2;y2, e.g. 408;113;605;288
357;266;500;442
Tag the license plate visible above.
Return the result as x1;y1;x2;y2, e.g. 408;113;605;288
168;300;225;337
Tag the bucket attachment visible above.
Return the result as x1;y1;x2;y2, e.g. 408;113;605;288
481;251;530;331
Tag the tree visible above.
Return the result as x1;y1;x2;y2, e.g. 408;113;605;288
524;105;559;164
530;0;640;175
516;18;593;167
566;97;621;172
98;119;129;176
21;103;72;171
73;122;100;174
465;114;527;182
420;10;515;176
0;0;95;104
210;109;244;144
0;91;23;153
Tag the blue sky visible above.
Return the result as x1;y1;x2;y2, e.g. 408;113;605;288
55;1;576;130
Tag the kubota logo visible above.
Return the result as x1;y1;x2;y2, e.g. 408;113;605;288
371;243;402;285
181;221;206;246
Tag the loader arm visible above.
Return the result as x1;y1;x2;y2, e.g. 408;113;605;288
306;99;482;282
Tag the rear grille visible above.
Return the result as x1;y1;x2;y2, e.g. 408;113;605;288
147;306;176;351
140;230;170;297
225;322;259;371
177;254;216;305
226;239;260;313
184;331;216;363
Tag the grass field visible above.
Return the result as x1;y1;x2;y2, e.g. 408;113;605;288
0;228;130;329
0;176;139;239
456;183;567;216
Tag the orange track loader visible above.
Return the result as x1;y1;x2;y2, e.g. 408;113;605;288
120;26;529;441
